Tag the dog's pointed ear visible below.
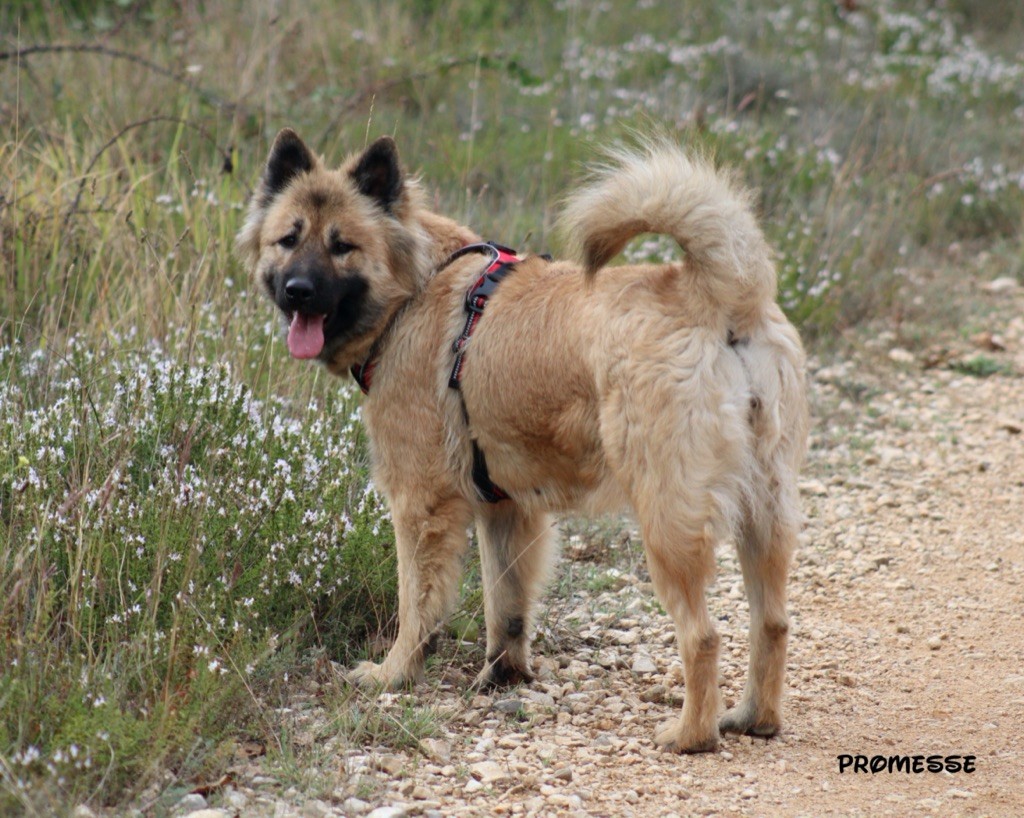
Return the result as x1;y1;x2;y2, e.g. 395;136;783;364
237;129;316;264
351;136;403;213
260;129;316;204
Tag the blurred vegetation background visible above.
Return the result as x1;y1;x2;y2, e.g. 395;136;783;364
1;0;1021;812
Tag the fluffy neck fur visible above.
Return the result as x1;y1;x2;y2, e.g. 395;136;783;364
325;201;480;377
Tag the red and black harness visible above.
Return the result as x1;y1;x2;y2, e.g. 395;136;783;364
351;241;521;503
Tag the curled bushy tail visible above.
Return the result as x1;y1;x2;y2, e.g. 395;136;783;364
560;140;777;332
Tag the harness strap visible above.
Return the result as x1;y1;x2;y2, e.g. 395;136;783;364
471;440;508;503
351;358;376;395
447;242;520;503
448;243;519;389
352;240;520;504
349;242;518;395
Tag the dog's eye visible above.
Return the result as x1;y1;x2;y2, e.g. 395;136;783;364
277;233;299;249
330;239;357;257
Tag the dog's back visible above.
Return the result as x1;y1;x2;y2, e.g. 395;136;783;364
466;142;808;522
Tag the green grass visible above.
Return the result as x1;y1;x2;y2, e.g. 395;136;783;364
2;0;1023;812
951;354;1014;379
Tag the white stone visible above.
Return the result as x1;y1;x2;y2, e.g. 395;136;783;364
300;799;332;818
470;759;510;784
981;276;1018;293
366;807;409;818
173;794;208;816
223;790;248;811
420;738;451;762
631;653;658;674
609;628;639;646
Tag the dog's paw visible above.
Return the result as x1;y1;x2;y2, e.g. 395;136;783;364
719;701;781;738
348;660;403;691
472;654;534;691
654;720;720;754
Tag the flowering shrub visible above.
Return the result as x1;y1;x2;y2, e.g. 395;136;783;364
0;330;396;802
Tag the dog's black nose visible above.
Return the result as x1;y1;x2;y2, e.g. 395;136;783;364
284;277;315;305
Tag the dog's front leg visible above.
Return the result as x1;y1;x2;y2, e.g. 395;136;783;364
474;505;557;689
350;496;473;689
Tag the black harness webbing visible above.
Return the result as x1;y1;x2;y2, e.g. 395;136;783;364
446;242;521;503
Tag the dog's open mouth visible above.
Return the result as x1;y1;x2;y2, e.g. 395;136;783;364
286;312;327;359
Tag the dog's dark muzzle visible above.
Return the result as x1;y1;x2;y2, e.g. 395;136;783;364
274;256;335;317
267;259;374;359
283;276;316;309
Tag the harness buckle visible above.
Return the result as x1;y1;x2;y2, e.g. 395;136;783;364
466;271;506;313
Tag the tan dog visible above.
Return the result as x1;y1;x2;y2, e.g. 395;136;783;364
237;131;808;753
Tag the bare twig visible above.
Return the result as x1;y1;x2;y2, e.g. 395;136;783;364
0;43;237;112
317;53;518;146
908;167;966;199
62;115;232;231
102;0;147;40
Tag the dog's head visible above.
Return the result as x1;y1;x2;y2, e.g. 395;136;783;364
236;130;428;371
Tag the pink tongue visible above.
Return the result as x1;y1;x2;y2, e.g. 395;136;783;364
287;313;326;359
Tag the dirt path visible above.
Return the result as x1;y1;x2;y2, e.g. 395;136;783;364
215;311;1024;818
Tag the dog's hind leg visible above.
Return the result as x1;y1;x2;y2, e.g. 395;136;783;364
641;522;722;754
473;504;556;689
350;495;473;689
719;492;797;738
602;342;748;752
